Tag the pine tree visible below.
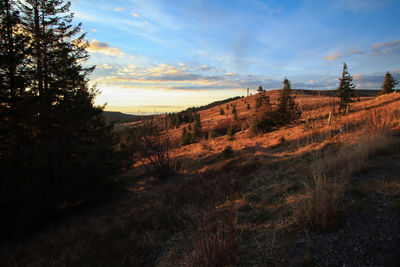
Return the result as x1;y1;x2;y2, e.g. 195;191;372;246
1;0;123;234
227;124;235;140
232;105;238;120
337;63;356;113
380;71;398;95
192;113;202;141
255;85;270;111
277;78;300;123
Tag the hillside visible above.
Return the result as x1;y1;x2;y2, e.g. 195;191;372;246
103;111;143;124
2;91;400;266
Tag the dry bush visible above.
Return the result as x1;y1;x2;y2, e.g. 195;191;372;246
293;107;396;232
211;119;242;137
322;108;395;177
293;157;345;232
188;198;240;267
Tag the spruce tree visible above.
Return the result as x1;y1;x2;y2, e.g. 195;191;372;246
232;105;238;120
380;71;398;95
192;113;202;141
1;0;122;235
337;63;356;113
277;78;299;123
0;0;30;156
255;85;270;111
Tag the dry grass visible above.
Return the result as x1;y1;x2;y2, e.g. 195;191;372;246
3;92;400;265
188;198;240;267
293;157;345;232
293;105;397;232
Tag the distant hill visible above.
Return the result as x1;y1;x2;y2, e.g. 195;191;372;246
294;89;380;97
103;111;143;124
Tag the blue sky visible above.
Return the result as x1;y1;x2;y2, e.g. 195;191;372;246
71;0;400;113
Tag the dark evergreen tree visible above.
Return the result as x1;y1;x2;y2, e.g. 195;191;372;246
227;124;235;140
337;63;356;113
255;85;270;111
192;113;202;141
380;71;398;95
277;78;300;123
220;107;224;115
0;0;123;236
179;127;192;146
232;105;238;120
0;0;30;158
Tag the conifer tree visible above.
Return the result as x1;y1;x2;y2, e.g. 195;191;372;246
337;63;356;113
277;78;300;123
1;0;123;235
227;124;235;140
255;85;270;111
192;113;202;141
0;0;30;154
232;105;238;120
380;71;398;95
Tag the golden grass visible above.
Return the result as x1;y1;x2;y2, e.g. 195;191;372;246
3;92;400;265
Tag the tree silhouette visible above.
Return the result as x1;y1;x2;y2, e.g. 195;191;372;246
277;78;300;123
0;0;123;237
337;63;356;113
380;71;398;95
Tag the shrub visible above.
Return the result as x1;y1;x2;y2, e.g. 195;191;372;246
250;114;277;135
222;146;234;159
293;156;345;232
227;125;235;141
189;199;240;266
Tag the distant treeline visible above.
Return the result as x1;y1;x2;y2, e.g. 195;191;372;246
167;96;242;128
103;111;149;124
294;89;380;97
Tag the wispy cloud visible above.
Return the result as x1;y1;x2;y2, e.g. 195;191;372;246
97;64;113;70
114;7;123;12
87;39;126;57
353;71;400;88
131;12;140;18
336;0;389;11
371;40;400;56
324;53;344;61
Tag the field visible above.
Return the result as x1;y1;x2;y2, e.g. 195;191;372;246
2;90;400;266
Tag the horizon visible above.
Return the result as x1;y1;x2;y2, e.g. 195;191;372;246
71;0;400;113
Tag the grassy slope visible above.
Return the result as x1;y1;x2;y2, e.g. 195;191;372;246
2;91;400;266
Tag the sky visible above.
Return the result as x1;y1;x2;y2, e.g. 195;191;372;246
71;0;400;114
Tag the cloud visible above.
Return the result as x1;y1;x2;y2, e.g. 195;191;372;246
348;47;364;55
336;0;389;11
93;62;258;91
324;39;400;60
370;40;400;56
90;29;97;32
87;39;126;57
97;64;113;70
114;7;123;12
132;12;140;18
324;53;344;61
197;64;215;71
352;71;400;88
